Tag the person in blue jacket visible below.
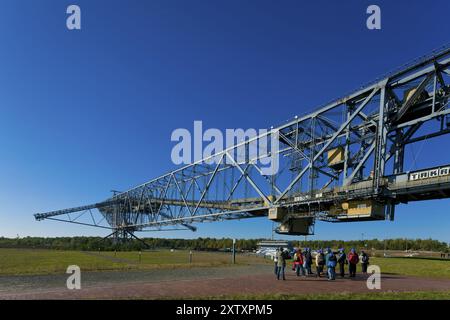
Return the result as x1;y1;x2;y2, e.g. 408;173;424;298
337;248;347;278
304;248;313;275
326;248;337;280
325;248;331;264
324;247;331;274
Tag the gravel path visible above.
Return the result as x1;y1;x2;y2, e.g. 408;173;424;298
0;264;269;294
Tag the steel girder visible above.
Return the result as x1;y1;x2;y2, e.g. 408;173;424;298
35;46;450;236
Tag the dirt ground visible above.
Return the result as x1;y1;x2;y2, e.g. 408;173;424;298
1;264;450;299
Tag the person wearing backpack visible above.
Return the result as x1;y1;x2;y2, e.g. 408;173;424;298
348;248;359;278
315;249;325;277
360;250;370;274
337;248;347;278
293;249;305;277
326;249;337;280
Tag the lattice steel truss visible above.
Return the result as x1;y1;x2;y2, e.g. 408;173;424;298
35;46;450;240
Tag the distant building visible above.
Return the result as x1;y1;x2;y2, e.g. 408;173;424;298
256;240;293;259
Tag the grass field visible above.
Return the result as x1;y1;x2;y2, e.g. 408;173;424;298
1;248;449;279
371;257;450;279
0;248;269;275
0;249;130;275
101;249;267;266
1;249;450;300
204;291;450;300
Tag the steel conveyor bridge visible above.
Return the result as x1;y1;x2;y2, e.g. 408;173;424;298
35;45;450;241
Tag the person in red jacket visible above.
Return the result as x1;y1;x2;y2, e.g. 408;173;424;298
347;248;359;278
293;249;305;277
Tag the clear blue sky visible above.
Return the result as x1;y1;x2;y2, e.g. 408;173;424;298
0;0;449;242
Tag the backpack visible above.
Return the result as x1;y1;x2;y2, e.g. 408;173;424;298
305;252;312;263
317;253;325;265
362;254;369;263
328;254;337;267
349;253;358;264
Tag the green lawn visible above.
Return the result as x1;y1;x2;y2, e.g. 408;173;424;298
101;250;268;268
372;257;450;279
1;248;449;278
203;291;450;300
0;248;130;275
2;249;450;300
0;248;268;275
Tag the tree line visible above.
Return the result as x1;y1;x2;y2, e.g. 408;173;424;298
0;236;448;252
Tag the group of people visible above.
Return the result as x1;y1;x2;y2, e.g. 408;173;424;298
274;247;370;281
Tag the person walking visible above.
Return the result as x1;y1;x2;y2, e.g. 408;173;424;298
337;248;347;278
326;249;337;281
348;248;359;278
276;247;287;280
315;249;325;278
360;250;370;274
293;249;305;277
